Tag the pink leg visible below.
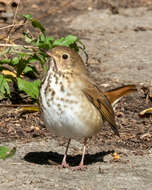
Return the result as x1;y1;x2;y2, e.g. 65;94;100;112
59;138;71;168
72;138;88;170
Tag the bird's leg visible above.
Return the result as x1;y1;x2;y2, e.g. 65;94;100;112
59;138;71;168
72;138;88;170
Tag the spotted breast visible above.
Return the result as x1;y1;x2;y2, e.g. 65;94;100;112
39;62;103;138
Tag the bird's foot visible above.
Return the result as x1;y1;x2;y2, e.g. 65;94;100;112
72;164;87;171
58;161;69;169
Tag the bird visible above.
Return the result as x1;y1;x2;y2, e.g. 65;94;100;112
39;46;136;170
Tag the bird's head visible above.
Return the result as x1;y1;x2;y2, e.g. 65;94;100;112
47;46;87;74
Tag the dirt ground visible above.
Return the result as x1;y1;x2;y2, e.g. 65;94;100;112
0;0;152;189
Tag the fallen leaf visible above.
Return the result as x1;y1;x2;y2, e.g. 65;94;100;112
139;108;152;116
112;152;120;161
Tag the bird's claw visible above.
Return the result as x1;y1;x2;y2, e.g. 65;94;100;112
72;164;87;171
58;161;69;169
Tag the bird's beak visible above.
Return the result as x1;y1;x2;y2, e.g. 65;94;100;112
46;51;52;57
47;52;58;72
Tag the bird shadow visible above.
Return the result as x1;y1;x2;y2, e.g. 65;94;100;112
24;150;114;166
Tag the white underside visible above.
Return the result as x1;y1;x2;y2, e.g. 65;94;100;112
40;70;103;138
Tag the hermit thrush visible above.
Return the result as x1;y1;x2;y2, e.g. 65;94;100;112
39;46;135;170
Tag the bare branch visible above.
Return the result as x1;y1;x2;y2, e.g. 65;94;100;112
0;43;39;50
7;0;21;38
0;23;25;30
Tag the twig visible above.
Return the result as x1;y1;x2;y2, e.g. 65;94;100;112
0;23;25;30
0;43;39;50
0;104;38;108
7;0;21;39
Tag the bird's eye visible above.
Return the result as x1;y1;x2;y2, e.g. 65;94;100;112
62;54;68;59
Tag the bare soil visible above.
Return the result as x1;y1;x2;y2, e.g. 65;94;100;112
0;0;152;189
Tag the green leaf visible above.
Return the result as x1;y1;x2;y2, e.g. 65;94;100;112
33;53;47;65
18;53;26;58
53;35;78;47
37;42;50;49
11;57;20;65
40;34;46;42
28;57;38;63
65;34;78;43
23;65;38;78
0;146;10;159
0;146;16;160
23;65;35;74
0;59;11;64
5;147;16;159
0;74;10;98
47;36;54;42
24;15;45;33
69;42;79;52
31;19;45;33
15;58;27;77
17;78;40;99
24;14;32;20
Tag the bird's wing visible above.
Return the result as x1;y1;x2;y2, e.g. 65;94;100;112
82;78;120;137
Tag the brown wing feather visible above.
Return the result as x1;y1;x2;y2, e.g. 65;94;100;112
82;80;120;137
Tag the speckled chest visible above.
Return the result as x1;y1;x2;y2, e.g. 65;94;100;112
40;68;79;112
39;68;103;138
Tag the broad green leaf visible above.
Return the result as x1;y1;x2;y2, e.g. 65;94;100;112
17;78;40;99
40;34;46;42
23;65;35;74
0;146;16;160
23;65;38;78
65;35;78;43
0;74;10;97
24;14;32;20
53;35;78;47
11;57;20;65
16;59;27;77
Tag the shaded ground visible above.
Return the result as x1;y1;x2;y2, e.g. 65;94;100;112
0;0;152;189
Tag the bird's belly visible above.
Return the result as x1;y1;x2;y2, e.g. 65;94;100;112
42;104;103;138
41;92;103;138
